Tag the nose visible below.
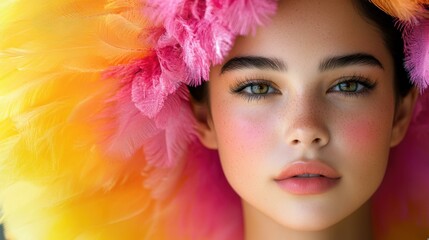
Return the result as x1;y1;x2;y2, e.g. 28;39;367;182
285;96;330;149
288;128;329;147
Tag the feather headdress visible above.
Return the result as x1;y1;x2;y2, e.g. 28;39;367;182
0;0;428;239
370;0;428;21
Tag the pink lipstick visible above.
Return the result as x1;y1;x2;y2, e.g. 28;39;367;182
275;161;341;195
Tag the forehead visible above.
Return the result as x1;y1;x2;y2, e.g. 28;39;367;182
222;0;392;73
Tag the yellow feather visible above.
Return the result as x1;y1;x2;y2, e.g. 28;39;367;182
0;0;169;239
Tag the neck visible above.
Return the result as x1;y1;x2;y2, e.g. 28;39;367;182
243;201;373;240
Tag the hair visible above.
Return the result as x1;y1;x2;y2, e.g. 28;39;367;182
189;0;414;103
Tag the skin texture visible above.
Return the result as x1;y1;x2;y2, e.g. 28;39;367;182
192;0;418;239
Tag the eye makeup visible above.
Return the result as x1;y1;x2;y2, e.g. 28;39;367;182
230;77;281;101
327;74;377;97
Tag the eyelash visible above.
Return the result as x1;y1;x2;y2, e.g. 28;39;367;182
230;78;281;101
230;75;377;101
328;75;377;97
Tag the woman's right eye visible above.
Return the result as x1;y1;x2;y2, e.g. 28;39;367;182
231;80;280;101
244;83;271;94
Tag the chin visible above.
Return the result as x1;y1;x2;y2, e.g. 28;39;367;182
285;220;338;232
273;210;347;232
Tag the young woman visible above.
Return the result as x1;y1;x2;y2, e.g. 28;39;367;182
0;0;428;239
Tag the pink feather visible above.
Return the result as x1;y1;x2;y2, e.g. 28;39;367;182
144;0;277;86
160;140;243;240
101;2;276;237
100;99;158;159
221;0;277;35
403;18;429;91
144;86;197;168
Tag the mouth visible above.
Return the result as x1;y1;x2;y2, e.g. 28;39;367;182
293;174;324;178
275;161;341;195
275;161;341;180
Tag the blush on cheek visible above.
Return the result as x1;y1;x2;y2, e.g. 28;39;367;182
226;118;270;149
341;116;392;161
345;121;380;148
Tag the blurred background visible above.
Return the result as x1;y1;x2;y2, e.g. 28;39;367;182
0;224;4;240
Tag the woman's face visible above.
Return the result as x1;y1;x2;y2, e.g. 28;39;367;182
202;0;405;231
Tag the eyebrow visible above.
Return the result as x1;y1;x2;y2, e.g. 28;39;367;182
319;53;384;71
220;53;383;74
220;56;287;74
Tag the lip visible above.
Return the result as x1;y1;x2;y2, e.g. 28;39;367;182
275;161;341;195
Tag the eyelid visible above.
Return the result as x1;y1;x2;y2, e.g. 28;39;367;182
230;78;281;101
231;78;281;93
327;75;376;95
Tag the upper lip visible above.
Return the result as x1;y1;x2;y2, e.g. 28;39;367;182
275;160;341;180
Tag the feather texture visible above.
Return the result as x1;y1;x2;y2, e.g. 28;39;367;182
1;0;428;239
158;141;243;240
0;0;169;239
403;18;429;90
0;0;274;239
370;0;429;21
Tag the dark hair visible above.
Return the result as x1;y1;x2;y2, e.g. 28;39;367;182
189;0;414;102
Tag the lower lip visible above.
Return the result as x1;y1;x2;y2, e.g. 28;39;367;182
276;177;340;195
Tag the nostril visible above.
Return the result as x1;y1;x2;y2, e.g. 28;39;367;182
292;139;300;144
313;138;321;144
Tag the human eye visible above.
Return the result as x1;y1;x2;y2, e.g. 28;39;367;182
328;76;376;96
230;79;281;101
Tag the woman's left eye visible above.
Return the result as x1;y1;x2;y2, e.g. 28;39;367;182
328;78;375;95
334;81;363;92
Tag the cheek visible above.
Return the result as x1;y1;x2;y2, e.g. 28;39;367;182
228;119;269;147
213;101;277;153
338;98;395;155
337;109;394;185
211;104;277;184
342;118;387;151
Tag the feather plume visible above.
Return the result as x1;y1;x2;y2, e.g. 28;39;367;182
222;0;277;35
403;19;429;90
370;0;429;21
143;0;277;87
0;0;175;239
144;87;197;168
158;141;243;240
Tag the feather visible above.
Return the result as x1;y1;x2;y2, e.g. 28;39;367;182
370;0;429;21
1;0;275;239
142;0;277;89
222;0;277;35
144;86;197;168
403;18;429;91
158;140;243;240
0;0;170;239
